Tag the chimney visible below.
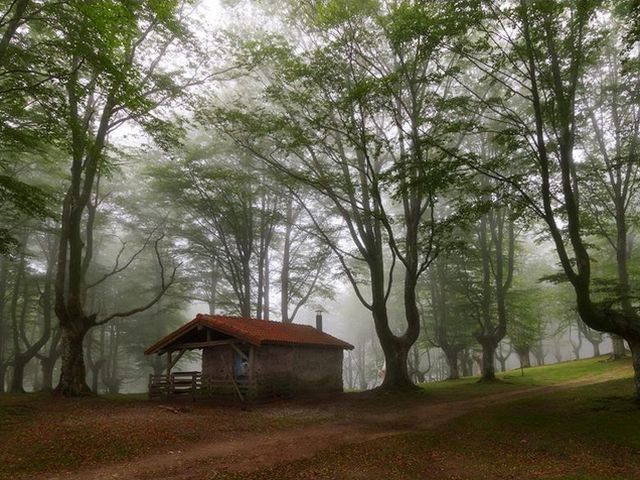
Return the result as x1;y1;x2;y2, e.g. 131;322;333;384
315;310;323;332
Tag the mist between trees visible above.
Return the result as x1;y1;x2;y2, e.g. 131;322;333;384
1;0;640;399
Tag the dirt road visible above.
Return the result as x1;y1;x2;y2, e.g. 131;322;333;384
42;376;613;480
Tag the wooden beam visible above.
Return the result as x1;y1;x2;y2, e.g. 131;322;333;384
168;349;186;371
161;339;238;353
231;343;249;362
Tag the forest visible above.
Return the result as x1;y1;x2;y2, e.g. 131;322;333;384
1;0;640;478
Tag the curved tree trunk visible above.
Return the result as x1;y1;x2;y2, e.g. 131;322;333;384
0;0;30;64
371;249;420;390
379;338;414;389
629;338;640;403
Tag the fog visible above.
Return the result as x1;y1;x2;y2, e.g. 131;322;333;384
1;0;636;399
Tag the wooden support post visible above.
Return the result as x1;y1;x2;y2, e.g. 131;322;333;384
168;349;187;370
248;346;255;383
220;351;244;403
166;351;172;375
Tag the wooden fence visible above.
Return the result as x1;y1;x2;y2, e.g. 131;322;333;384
148;371;256;401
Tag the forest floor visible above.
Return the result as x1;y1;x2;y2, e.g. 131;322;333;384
1;357;637;480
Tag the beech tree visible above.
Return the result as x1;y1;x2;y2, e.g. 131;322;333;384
423;255;475;379
458;1;640;398
38;1;207;395
213;1;478;388
578;21;640;359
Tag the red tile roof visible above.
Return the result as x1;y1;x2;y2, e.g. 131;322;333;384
145;314;354;354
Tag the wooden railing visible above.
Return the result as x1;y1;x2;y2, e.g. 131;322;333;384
148;371;255;401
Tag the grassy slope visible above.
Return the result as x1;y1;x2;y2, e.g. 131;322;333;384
422;355;629;398
218;357;639;480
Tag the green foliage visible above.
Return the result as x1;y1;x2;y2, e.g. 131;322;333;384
312;0;380;28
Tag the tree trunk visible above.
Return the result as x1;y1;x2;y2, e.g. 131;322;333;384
40;356;56;391
38;326;61;391
479;340;497;380
9;359;26;393
533;341;545;366
371;254;419;390
0;256;7;393
32;361;41;391
56;322;91;396
263;248;270;320
412;346;425;383
612;335;626;359
460;349;472;377
0;0;30;64
572;326;582;360
591;340;601;357
516;346;531;369
281;199;294;323
152;355;164;376
379;339;413;389
498;357;506;372
9;246;28;393
208;259;218;315
629;338;640;403
241;257;252;318
357;345;367;390
444;348;460;380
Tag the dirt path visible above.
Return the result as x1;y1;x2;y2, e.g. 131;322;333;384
42;375;614;480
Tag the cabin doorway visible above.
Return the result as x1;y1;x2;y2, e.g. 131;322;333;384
233;347;249;380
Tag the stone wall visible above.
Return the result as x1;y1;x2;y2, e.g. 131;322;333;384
254;345;343;395
201;343;344;397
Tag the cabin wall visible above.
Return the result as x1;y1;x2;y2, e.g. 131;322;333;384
254;345;343;394
201;344;344;397
202;346;234;379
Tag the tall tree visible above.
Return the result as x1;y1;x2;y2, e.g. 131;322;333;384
458;1;640;399
578;18;640;359
215;0;477;389
45;1;200;395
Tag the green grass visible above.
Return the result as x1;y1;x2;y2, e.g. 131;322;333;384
418;355;631;401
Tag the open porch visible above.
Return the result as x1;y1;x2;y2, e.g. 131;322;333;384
148;336;259;402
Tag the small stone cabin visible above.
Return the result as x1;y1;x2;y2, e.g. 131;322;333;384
145;314;354;400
